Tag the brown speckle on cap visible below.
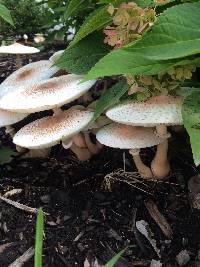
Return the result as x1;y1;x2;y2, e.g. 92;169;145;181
17;69;35;81
96;123;168;149
13;109;94;149
106;95;183;127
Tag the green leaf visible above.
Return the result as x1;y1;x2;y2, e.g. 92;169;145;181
0;4;14;26
56;32;111;75
98;0;152;7
93;80;129;120
98;0;127;5
34;208;44;267
0;146;16;164
84;47;200;80
134;0;153;7
68;6;112;48
84;49;174;80
105;248;127;267
182;90;200;166
64;0;87;19
124;2;200;61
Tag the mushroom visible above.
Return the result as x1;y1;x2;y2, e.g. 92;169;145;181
0;60;60;88
0;109;28;152
34;33;45;44
106;95;183;179
13;109;94;161
0;109;28;129
0;74;96;114
49;50;64;64
0;60;60;97
96;123;168;179
0;43;39;69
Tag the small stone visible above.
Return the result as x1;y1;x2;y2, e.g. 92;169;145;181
107;228;122;241
188;175;200;209
198;249;200;260
40;194;51;204
150;260;162;267
176;250;190;266
63;215;71;221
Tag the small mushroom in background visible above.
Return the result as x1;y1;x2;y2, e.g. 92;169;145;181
106;95;183;180
96;123;168;179
13;109;94;161
23;34;28;44
34;33;45;44
0;42;40;69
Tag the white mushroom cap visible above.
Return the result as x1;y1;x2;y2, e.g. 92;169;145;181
0;43;39;54
0;109;28;127
96;123;168;149
13;109;94;149
0;60;60;96
49;50;64;64
106;96;183;127
0;74;96;113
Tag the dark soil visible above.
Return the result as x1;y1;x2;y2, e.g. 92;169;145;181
0;52;200;267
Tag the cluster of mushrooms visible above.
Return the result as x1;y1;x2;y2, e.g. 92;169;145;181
0;43;184;180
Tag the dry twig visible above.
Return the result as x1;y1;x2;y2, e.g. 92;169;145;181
145;199;172;239
8;247;35;267
0;195;49;215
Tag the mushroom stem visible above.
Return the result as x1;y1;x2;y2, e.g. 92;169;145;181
129;149;153;179
16;54;22;69
84;132;103;155
22;148;51;158
5;125;15;138
72;133;87;148
78;92;93;105
70;143;92;161
62;139;73;149
151;125;170;180
52;108;62;116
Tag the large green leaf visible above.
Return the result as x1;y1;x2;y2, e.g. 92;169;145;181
182;90;200;166
64;0;87;19
84;49;200;80
98;0;152;7
124;2;200;61
0;4;14;26
55;33;111;74
93;79;129;120
85;50;174;80
68;5;112;48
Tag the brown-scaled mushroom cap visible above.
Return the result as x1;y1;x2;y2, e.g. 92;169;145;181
13;109;94;149
0;60;60;91
106;96;183;127
0;43;39;54
96;123;167;149
0;109;28;127
0;74;96;113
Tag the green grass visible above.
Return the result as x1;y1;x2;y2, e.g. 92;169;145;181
34;208;44;267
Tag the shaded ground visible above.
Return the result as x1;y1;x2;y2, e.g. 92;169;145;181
0;52;200;267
